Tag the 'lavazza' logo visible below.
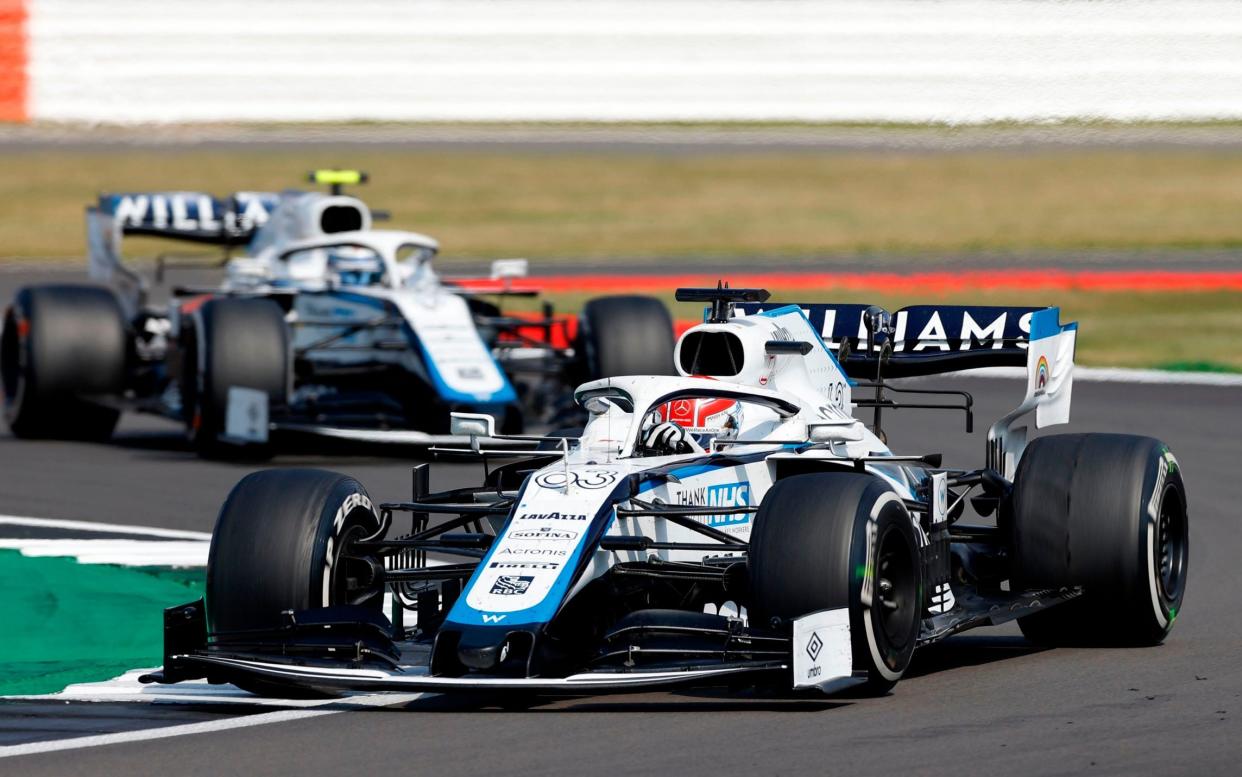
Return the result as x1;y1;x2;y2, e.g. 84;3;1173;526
534;470;619;490
490;561;560;570
516;512;588;522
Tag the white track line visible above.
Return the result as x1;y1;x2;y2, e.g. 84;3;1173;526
0;538;208;566
0;515;210;565
6;669;340;706
0;690;425;759
0;515;211;541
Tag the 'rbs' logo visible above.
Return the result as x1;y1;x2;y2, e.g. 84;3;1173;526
490;575;534;596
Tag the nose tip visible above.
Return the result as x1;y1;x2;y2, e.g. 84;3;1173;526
458;639;504;671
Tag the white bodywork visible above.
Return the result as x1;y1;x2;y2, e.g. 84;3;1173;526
226;226;515;406
233;196;522;411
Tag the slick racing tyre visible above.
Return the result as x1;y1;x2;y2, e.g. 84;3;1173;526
577;295;675;379
749;472;922;695
206;469;384;694
1010;433;1189;646
181;297;288;458
1;284;126;440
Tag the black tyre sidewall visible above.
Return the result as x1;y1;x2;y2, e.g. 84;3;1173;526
184;297;289;454
2;285;126;439
749;472;922;691
206;469;380;635
1012;433;1188;645
578;296;675;379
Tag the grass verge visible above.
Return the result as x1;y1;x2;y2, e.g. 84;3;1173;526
3;147;1242;261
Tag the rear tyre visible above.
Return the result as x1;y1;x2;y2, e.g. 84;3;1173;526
1010;433;1189;646
206;469;384;695
748;472;922;695
577;296;675;379
1;284;126;440
182;297;288;459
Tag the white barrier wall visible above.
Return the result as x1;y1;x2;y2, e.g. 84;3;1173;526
22;0;1242;123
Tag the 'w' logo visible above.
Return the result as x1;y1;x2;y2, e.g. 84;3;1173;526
482;614;507;623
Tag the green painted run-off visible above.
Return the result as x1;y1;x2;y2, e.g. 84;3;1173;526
0;550;203;696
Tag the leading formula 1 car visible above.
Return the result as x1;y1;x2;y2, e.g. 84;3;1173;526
146;285;1189;698
1;171;673;457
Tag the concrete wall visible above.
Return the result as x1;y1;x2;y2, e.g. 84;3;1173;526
9;0;1242;123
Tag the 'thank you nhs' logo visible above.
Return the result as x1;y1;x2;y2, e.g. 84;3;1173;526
676;481;751;527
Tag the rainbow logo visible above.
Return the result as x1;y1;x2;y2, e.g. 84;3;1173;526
1036;355;1050;391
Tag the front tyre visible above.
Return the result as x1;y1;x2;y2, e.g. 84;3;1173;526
748;472;922;695
206;469;384;638
181;297;289;459
1010;433;1189;646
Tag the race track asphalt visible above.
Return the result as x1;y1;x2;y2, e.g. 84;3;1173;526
1;268;1239;776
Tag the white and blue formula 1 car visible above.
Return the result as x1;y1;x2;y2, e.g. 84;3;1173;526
147;285;1189;697
0;172;674;457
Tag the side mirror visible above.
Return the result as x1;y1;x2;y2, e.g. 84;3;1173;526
490;259;529;281
583;397;613;416
808;421;864;443
450;412;497;439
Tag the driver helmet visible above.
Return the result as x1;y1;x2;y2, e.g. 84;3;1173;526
327;247;386;286
651;396;742;445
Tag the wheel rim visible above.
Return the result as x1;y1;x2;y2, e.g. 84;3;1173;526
1155;483;1188;604
331;518;385;609
875;524;918;651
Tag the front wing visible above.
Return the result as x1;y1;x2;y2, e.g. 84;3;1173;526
148;654;816;695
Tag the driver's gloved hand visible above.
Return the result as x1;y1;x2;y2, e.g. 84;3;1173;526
643;421;695;454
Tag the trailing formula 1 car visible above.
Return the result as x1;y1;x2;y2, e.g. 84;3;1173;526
0;172;674;456
146;285;1189;698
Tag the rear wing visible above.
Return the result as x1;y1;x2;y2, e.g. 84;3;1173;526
86;191;281;313
90;191;280;244
735;302;1056;378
